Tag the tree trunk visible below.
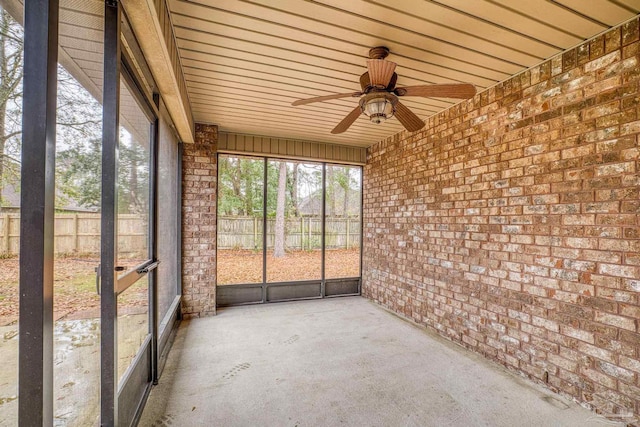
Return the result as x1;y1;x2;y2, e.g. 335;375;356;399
130;156;138;213
273;162;287;258
289;163;299;217
0;10;9;211
0;8;24;212
243;161;253;216
231;159;242;213
342;167;350;217
327;167;335;217
0;110;5;213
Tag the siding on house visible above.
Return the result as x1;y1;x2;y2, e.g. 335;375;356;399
217;132;367;165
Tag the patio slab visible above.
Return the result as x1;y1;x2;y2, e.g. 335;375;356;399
139;297;623;427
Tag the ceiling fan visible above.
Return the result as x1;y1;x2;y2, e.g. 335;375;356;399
291;47;476;134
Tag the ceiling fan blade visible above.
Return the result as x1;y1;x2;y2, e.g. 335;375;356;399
395;102;425;132
359;72;370;91
367;59;397;88
292;92;362;106
395;83;476;99
331;105;362;134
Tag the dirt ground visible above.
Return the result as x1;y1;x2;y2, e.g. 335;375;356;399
0;249;360;321
217;248;360;284
0;257;148;325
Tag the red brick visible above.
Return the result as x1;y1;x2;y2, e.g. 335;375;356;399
563;214;595;225
182;123;218;317
585;51;621;72
594;311;636;331
619;355;640;373
561;325;595;343
595;161;635;176
622;18;640;45
598;263;637;278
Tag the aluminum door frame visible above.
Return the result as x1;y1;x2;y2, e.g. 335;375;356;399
102;3;158;424
18;0;59;423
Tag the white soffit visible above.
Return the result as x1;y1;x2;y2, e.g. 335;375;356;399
0;0;104;102
168;0;640;147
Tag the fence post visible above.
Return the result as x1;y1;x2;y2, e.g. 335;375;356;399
346;217;350;249
73;213;79;252
300;217;304;250
2;213;10;255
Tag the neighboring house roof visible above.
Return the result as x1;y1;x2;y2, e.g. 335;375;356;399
298;187;360;217
1;181;98;213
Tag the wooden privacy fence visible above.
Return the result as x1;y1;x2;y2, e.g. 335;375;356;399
0;214;360;256
217;216;361;250
0;213;148;256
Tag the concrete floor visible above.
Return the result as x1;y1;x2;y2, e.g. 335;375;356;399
0;313;148;427
139;297;621;427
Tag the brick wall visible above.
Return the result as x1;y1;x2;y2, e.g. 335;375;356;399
182;123;217;318
363;18;640;422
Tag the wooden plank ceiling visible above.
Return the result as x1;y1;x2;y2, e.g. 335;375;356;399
15;0;640;148
167;0;640;147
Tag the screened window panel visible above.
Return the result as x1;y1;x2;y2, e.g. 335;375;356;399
217;155;265;285
157;104;179;330
325;165;361;279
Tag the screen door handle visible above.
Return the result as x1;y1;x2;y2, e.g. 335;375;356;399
94;264;101;295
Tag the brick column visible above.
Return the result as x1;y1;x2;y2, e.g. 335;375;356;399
181;123;217;318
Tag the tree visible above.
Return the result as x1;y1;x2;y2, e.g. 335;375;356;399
334;166;355;217
57;137;101;209
55;71;103;209
0;7;23;209
0;6;105;211
217;157;265;216
242;159;256;215
327;167;337;216
273;161;287;257
57;129;151;214
288;163;299;217
117;130;149;215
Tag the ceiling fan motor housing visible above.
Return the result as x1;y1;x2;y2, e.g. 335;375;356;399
360;72;398;92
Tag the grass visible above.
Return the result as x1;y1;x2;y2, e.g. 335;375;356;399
65;272;97;294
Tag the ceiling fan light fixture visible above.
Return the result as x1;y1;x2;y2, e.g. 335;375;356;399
360;92;397;124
